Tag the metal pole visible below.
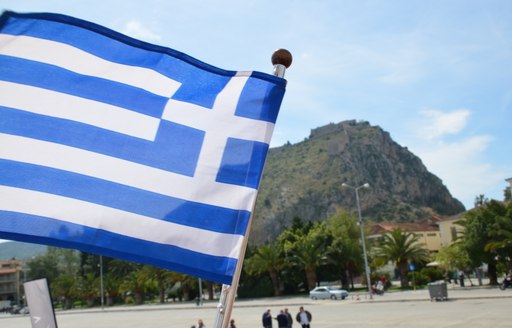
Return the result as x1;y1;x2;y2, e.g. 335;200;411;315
343;183;372;300
100;255;104;310
355;186;373;300
198;278;203;306
212;49;292;328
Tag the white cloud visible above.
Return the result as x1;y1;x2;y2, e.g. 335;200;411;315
416;109;471;140
402;107;507;208
416;135;504;208
120;20;161;42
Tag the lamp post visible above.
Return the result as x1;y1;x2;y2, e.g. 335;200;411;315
99;255;104;310
342;182;372;299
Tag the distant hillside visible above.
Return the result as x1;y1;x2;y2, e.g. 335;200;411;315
250;120;465;244
0;241;47;261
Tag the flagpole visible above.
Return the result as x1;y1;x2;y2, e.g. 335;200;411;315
213;49;292;328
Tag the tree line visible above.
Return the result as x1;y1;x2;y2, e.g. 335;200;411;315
23;199;512;308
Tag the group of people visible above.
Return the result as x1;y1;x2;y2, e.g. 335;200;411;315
190;319;206;328
446;270;466;287
263;306;312;328
190;318;237;328
189;305;312;328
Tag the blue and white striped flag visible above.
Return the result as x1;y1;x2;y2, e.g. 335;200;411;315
0;11;286;284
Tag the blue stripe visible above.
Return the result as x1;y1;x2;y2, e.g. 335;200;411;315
0;55;168;117
236;76;285;123
217;138;269;188
0;211;236;284
0;159;250;235
0;12;286;110
1;13;229;109
0;107;204;176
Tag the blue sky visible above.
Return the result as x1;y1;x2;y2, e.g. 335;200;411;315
1;0;511;210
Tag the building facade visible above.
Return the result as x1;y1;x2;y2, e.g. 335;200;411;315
0;260;23;305
368;218;442;253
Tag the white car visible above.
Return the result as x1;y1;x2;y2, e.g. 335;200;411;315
309;286;349;300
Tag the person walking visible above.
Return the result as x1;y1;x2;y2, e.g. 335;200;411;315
197;319;206;328
295;306;312;328
262;308;273;328
229;318;237;328
284;308;293;328
459;271;465;287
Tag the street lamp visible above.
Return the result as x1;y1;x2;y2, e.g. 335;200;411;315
342;182;372;299
99;255;104;310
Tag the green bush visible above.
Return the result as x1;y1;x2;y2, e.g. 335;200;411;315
407;271;429;287
420;267;444;282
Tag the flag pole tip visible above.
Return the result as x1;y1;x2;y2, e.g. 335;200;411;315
271;49;292;68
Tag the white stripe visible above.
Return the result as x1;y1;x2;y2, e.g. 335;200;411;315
0;81;160;141
0;186;243;259
0;34;180;97
0;134;257;211
163;86;275;143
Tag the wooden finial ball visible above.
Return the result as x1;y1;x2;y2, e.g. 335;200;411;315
271;49;292;68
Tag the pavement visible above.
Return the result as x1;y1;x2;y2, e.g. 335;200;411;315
1;283;511;327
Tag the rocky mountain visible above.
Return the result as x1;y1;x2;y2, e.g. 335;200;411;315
250;120;465;244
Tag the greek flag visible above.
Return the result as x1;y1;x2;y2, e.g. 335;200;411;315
0;11;286;284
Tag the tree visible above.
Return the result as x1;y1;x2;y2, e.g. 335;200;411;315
52;273;78;309
375;228;429;288
119;265;157;304
78;272;99;307
324;211;363;289
26;248;60;283
457;200;508;285
283;222;328;290
474;194;489;208
103;272;121;306
435;242;471;272
145;266;174;303
484;201;512;271
504;186;511;202
244;242;285;296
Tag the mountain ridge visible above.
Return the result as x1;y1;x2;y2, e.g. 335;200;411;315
249;120;465;244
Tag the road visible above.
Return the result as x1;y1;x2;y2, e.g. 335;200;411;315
1;286;510;327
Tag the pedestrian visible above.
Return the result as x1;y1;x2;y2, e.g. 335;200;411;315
459;271;465;287
262;308;273;328
452;270;459;285
295;306;312;328
197;319;206;328
284;308;293;328
276;310;289;328
229;318;237;328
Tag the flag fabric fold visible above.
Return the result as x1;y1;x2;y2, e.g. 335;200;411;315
0;11;286;284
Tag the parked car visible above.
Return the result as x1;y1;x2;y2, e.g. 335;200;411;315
309;286;349;300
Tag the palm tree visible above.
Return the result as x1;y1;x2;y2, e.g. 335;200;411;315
79;272;99;307
119;265;157;304
52;273;78;309
244;242;285;296
284;224;328;290
375;228;429;288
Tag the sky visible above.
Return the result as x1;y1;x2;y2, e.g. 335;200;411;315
1;0;511;210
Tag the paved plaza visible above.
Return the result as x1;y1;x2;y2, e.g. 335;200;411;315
1;285;511;327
